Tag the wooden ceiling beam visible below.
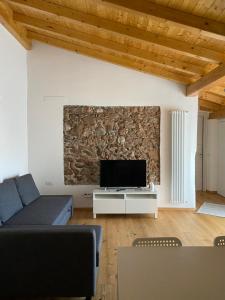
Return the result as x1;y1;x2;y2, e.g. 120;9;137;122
187;63;225;96
209;109;225;119
28;30;193;84
199;99;223;111
199;91;225;105
0;0;31;49
101;0;225;41
199;106;214;112
15;13;203;76
207;85;225;97
7;0;225;63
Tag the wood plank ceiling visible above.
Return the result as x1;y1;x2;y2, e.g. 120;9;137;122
1;0;225;119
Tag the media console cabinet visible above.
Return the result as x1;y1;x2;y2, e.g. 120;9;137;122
93;188;158;219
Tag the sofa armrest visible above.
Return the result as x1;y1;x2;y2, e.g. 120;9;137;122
0;226;98;298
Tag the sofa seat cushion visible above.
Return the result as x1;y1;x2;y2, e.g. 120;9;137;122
0;180;23;222
5;195;73;225
15;174;40;205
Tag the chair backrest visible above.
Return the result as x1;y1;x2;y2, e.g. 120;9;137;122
214;236;225;247
133;237;182;247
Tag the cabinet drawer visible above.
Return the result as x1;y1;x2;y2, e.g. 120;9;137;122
94;199;125;214
126;199;157;214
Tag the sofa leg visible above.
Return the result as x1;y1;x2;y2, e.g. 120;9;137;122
86;297;92;300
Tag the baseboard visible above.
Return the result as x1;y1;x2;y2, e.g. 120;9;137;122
75;207;92;211
75;207;195;212
158;207;195;212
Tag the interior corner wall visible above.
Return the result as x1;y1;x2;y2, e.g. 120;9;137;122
0;25;28;182
27;41;198;208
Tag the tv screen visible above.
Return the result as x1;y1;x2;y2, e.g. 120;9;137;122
100;160;146;188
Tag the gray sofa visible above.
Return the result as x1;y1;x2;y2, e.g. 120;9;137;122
0;174;102;300
0;174;73;226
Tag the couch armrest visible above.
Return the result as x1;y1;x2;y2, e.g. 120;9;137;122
0;226;98;298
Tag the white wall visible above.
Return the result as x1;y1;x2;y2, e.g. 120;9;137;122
0;25;28;182
27;42;198;208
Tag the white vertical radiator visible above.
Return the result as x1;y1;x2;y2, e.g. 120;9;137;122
171;111;188;204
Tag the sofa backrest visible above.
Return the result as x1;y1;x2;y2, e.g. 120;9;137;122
15;174;40;205
0;226;97;297
0;179;23;223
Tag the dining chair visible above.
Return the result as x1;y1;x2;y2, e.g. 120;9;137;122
133;237;182;247
214;236;225;247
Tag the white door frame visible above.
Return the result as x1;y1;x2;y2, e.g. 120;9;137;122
197;111;208;192
218;119;225;196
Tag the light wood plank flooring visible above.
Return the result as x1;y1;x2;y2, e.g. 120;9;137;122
67;191;225;300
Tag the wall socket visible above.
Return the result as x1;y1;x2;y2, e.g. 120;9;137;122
83;193;92;198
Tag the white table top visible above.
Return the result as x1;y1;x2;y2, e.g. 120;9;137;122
118;247;225;300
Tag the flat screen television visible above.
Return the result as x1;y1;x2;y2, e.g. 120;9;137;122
100;160;146;188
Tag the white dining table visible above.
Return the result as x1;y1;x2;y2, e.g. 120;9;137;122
118;246;225;300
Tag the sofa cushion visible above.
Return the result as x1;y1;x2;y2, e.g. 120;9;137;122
15;174;40;205
0;180;23;222
5;195;73;225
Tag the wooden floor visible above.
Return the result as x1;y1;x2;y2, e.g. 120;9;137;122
67;191;225;300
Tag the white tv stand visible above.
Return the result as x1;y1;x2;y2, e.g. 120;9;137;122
93;188;158;219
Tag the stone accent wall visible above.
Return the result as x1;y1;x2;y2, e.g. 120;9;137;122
64;106;160;185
